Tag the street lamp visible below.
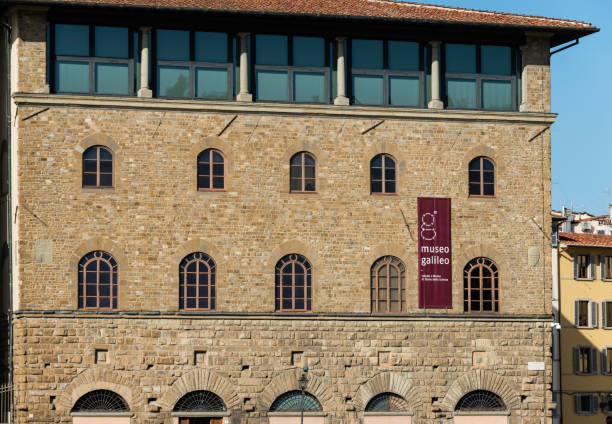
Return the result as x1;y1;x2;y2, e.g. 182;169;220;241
299;365;309;424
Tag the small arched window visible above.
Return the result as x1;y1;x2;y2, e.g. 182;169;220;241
370;154;396;194
270;391;322;411
179;252;216;311
83;146;113;188
455;390;505;411
173;390;226;412
365;392;410;412
463;257;499;312
275;254;312;312
72;390;129;413
78;251;118;310
371;256;406;313
468;156;495;197
198;149;225;191
290;152;317;192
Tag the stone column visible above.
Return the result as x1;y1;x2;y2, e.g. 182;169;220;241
333;37;350;106
137;27;152;98
519;44;529;112
428;41;443;109
236;32;253;102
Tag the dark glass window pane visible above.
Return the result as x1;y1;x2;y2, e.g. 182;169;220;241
385;169;395;180
304;155;315;166
304;180;316;191
86;297;97;307
294;72;326;103
83;173;97;186
55;24;89;56
446;78;477;109
482;159;494;171
157;66;190;97
212;177;224;189
293;36;325;67
481;45;512;75
304;167;315;179
388;41;419;71
95;26;128;58
483;184;495;196
483;172;494;183
85;284;97;295
482;80;512;110
256;70;288;101
389;76;420;107
290;166;301;178
196;67;228;99
100;149;112;160
198;177;210;189
212;164;224;176
255;35;288;66
371;155;382;167
469;160;480;171
212;151;223;163
446;44;476;74
290;179;301;191
100;162;112;174
352;39;383;69
100;174;112;187
195;32;228;63
99;284;110;296
156;29;190;61
371;168;382;180
199;298;209;309
384;156;395;168
83;160;97;172
198;163;210;175
469;170;480;183
385;181;396;193
353;75;383;105
282;298;292;309
295;299;304;310
469;184;481;195
371;181;382;193
290;155;301;165
55;61;90;93
84;148;97;160
95;63;129;95
186;298;196;309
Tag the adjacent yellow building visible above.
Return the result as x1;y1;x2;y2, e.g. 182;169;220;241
558;232;612;423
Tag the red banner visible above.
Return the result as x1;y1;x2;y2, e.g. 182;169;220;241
418;197;452;308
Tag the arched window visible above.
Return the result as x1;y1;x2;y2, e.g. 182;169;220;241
198;149;225;191
78;251;118;310
179;252;216;311
365;393;410;411
370;154;396;194
455;390;505;411
275;254;312;312
72;390;129;413
83;146;113;188
468;156;495;197
270;391;322;411
173;390;226;412
371;256;406;313
290;152;316;192
463;258;499;312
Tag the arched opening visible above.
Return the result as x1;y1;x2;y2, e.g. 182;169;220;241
172;390;228;424
454;390;508;424
364;392;412;424
70;390;131;424
268;391;324;424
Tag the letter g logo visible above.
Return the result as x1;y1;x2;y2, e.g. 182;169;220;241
420;212;436;241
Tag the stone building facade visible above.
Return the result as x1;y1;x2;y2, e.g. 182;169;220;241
0;1;597;423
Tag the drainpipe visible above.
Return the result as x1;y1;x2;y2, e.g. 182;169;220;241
551;226;561;424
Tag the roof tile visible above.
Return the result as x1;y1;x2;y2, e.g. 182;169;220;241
560;232;612;248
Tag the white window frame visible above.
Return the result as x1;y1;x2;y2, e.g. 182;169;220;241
574;393;598;415
574;299;598;328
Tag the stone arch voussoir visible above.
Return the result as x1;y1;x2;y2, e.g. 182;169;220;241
440;369;520;412
356;371;420;411
259;369;336;412
158;369;240;411
57;368;143;414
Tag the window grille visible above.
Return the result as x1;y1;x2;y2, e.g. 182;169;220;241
275;254;312;312
269;391;321;412
463;258;499;312
468;157;494;197
173;391;226;412
371;256;406;313
455;390;505;411
365;393;410;411
72;390;129;413
179;252;216;311
78;251;118;310
370;154;396;194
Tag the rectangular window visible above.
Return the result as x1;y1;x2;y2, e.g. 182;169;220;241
52;24;135;95
351;39;423;107
575;254;591;279
574;346;597;374
603;256;612;280
254;34;329;103
444;43;517;110
604;347;612;374
575;300;589;327
155;29;233;100
575;394;597;415
603;301;612;328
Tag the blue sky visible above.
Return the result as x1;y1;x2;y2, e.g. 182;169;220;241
408;0;610;215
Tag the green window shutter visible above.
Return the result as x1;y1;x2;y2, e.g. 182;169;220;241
601;255;606;280
590;255;596;279
604;302;609;328
575;394;581;413
574;300;580;326
591;394;599;413
574;255;579;279
591;348;598;374
602;348;607;375
573;347;580;374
